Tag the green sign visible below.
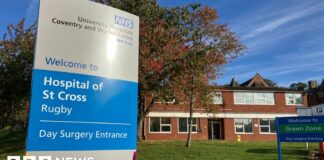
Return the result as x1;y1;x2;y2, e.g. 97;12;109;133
279;124;324;133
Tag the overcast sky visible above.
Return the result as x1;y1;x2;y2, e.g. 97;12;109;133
1;0;324;87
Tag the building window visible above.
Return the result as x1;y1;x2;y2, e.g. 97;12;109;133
234;92;244;104
234;92;275;105
259;118;276;134
153;92;176;104
234;118;252;133
244;92;254;104
150;117;171;133
178;118;197;133
254;93;265;104
285;93;303;105
265;93;275;104
211;92;223;104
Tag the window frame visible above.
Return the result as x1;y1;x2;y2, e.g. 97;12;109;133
153;92;176;104
259;118;277;134
234;91;275;105
178;118;198;133
149;117;172;133
234;118;253;134
211;92;223;104
285;93;303;105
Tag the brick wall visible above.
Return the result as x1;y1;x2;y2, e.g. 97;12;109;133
308;91;324;106
148;91;308;114
214;91;308;113
223;118;277;141
145;117;279;141
144;117;208;140
145;90;307;141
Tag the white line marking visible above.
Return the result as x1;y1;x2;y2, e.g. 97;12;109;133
40;120;131;126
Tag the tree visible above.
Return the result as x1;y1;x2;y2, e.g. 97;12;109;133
92;0;191;141
0;19;36;128
289;82;308;90
1;0;182;138
166;5;245;147
92;2;245;144
1;2;244;145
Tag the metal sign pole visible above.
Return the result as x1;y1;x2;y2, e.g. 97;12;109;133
276;117;283;160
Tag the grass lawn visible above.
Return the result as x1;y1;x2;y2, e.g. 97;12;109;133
0;130;26;160
0;131;318;160
137;141;318;160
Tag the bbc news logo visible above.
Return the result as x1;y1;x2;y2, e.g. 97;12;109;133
7;156;94;160
114;15;133;29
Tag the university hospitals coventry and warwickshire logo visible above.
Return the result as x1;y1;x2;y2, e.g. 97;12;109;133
115;15;133;29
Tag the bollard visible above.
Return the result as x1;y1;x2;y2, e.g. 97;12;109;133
320;142;324;160
237;135;241;142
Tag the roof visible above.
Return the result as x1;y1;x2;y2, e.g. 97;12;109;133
309;79;324;93
319;79;324;91
229;78;240;87
213;73;304;92
240;73;270;87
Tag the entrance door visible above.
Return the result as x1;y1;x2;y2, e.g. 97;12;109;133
212;122;221;139
208;119;222;140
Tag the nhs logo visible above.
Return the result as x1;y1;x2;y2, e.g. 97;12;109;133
115;15;133;29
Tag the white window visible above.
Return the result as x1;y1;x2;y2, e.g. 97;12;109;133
153;92;176;104
234;92;275;105
163;98;176;104
211;92;223;104
244;92;254;104
259;118;276;134
234;118;253;133
150;117;171;133
178;118;197;133
234;92;244;104
154;99;176;104
254;93;265;104
285;93;303;105
264;93;275;104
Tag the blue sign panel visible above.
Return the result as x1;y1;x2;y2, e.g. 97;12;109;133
27;70;137;151
277;116;324;142
26;0;139;159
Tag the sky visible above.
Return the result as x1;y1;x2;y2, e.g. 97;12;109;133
1;0;324;87
0;0;38;32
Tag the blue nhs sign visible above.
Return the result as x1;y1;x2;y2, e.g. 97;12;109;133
115;15;133;29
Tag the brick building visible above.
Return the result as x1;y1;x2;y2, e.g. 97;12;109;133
144;73;308;141
308;80;324;106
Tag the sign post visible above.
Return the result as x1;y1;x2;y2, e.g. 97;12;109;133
276;116;324;159
276;118;283;160
26;0;139;159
